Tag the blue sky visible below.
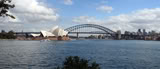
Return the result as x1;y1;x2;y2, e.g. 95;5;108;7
1;0;160;32
49;0;160;17
47;0;160;28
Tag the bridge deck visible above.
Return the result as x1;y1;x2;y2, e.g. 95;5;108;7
68;32;110;34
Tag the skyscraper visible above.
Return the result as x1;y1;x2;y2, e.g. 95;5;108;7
143;29;147;36
117;30;121;40
137;29;142;35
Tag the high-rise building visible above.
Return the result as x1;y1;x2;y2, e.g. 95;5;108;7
137;29;142;35
117;30;121;40
138;29;141;33
124;31;130;35
143;29;147;36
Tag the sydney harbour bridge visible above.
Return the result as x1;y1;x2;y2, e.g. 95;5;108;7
64;24;116;38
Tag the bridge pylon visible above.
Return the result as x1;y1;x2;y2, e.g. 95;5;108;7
77;33;79;38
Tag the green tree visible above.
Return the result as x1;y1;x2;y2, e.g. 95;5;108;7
55;56;101;69
7;30;16;39
0;30;16;39
0;0;15;19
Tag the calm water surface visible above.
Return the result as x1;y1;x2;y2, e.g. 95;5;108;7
0;40;160;69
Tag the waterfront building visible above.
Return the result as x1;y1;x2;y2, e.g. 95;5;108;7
40;30;55;37
116;30;121;40
143;29;147;36
124;31;130;35
50;26;68;37
137;29;142;35
15;26;69;40
40;26;68;37
30;34;41;37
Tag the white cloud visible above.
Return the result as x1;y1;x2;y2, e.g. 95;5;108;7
73;16;104;24
11;0;59;23
64;0;73;5
106;8;160;32
0;0;59;31
73;8;160;33
96;5;113;13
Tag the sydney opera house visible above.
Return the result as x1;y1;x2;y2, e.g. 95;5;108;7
40;26;68;37
17;26;70;40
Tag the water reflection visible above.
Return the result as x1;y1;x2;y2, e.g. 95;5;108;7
0;40;160;69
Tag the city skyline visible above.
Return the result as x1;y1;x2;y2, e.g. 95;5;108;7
0;0;160;33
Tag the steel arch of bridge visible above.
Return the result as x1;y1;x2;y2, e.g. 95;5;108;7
65;24;115;34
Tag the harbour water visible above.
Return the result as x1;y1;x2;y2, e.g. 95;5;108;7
0;40;160;69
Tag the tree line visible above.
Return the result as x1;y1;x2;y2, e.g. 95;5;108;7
55;56;101;69
0;30;16;39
